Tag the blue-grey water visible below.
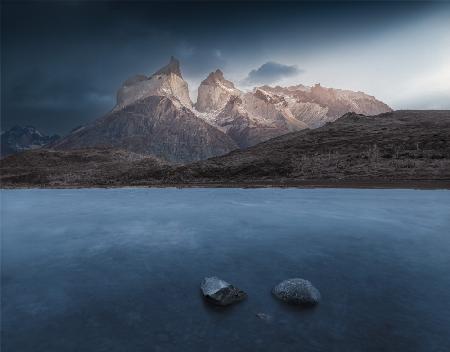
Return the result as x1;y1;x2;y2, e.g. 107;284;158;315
1;188;450;352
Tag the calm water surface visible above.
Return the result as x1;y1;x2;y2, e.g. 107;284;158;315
1;188;450;352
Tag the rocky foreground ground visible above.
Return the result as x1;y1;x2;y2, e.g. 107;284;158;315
1;110;449;188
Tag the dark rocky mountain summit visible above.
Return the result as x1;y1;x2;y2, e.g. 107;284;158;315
1;126;60;157
51;57;238;162
1;110;449;188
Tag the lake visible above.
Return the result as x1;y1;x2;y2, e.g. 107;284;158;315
1;188;450;352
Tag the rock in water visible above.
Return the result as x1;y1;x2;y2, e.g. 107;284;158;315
200;277;247;306
272;278;321;306
256;313;273;322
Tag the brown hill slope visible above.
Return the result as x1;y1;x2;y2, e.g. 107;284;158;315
1;111;449;188
170;111;450;183
170;110;449;184
0;149;171;187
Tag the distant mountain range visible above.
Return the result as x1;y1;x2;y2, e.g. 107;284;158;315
48;57;392;162
0;126;60;157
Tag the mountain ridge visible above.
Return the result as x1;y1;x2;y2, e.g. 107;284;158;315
43;57;391;162
1;126;60;158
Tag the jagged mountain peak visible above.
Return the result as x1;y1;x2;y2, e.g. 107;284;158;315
203;69;226;84
196;69;240;112
194;66;391;148
253;88;287;105
116;56;192;110
255;82;392;128
51;57;392;163
153;56;182;78
202;69;236;89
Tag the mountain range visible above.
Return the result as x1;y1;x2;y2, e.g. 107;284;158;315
49;57;392;162
0;126;60;158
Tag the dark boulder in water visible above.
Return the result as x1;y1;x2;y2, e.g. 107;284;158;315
272;278;321;306
200;277;247;306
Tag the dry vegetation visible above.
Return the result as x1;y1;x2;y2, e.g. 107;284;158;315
1;111;449;188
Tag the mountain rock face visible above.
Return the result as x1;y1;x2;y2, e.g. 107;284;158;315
195;74;309;148
51;57;392;163
53;96;237;163
194;72;391;148
260;83;392;128
204;91;308;148
1;126;60;157
116;56;193;110
195;69;240;113
53;58;238;163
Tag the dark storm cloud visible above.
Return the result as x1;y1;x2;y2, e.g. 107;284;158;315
1;1;446;135
8;68;113;108
242;62;303;86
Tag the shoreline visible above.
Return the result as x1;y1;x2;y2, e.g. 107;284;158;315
2;180;450;190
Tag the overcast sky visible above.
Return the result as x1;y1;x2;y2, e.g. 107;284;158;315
2;1;450;135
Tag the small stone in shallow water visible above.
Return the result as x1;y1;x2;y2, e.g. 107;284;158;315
272;278;321;306
256;313;273;322
200;277;247;306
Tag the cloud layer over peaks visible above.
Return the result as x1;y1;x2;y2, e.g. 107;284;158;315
242;62;303;86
